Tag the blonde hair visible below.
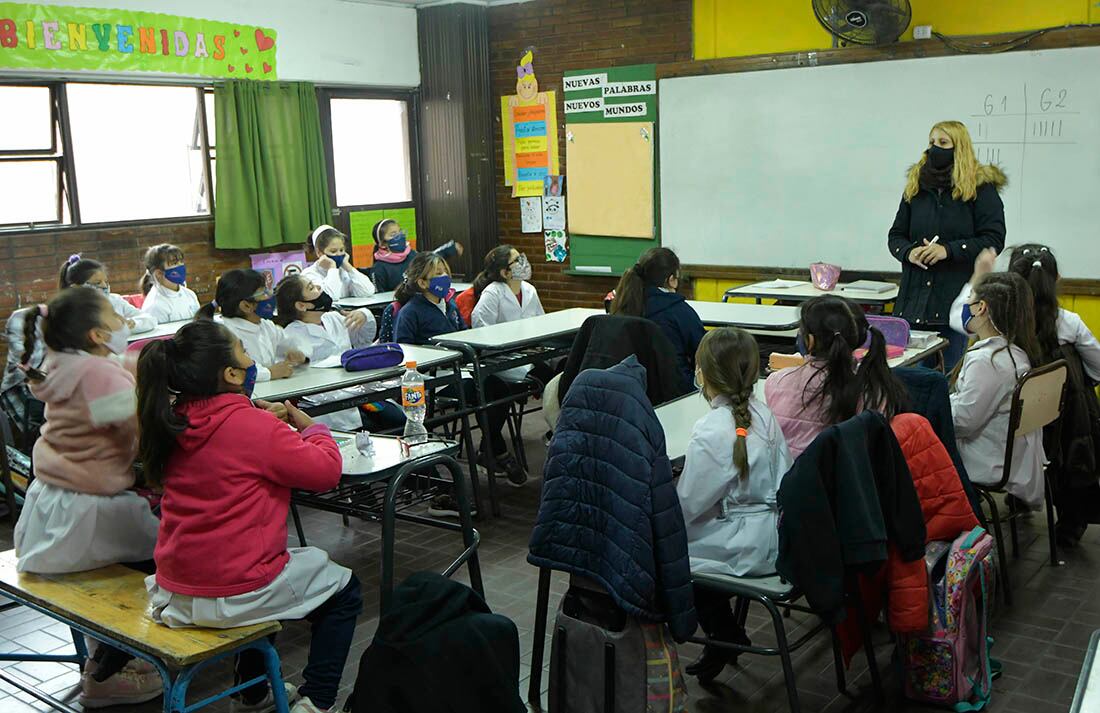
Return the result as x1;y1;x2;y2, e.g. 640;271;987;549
695;328;759;477
903;120;981;203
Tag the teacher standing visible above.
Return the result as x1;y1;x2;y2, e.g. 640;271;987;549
888;120;1007;370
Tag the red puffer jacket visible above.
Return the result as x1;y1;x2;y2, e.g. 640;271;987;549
840;413;979;663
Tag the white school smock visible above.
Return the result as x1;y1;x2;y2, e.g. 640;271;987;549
471;280;545;328
676;394;793;577
301;260;376;300
140;282;200;324
107;293;156;334
221;317;298;383
283;312;377;432
950;283;1100;382
950;335;1046;506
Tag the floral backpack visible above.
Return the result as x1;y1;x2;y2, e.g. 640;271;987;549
900;526;1000;711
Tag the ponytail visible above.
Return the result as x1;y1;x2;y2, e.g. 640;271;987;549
59;254;103;290
858;327;909;421
1009;244;1060;362
137;339;186;487
730;393;752;476
695;327;759;477
610;247;680;318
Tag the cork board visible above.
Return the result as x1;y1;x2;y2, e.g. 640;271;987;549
566;121;654;239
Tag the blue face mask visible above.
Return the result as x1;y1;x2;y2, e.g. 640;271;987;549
961;302;977;333
164;265;187;285
428;274;452;299
241;363;258;398
387;232;408;253
331;254;346;268
255;297;276;320
796;330;809;356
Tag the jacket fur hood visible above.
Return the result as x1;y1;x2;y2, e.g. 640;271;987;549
904;161;1008;193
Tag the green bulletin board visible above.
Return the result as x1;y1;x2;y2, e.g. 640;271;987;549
562;63;658;274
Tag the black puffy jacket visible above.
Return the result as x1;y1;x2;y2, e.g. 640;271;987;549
888;164;1007;327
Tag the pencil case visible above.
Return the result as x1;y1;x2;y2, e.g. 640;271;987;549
341;343;405;372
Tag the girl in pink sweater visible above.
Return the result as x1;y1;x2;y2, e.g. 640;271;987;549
137;320;361;713
12;287;162;708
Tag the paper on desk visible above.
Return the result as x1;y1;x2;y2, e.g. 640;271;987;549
310;355;345;369
754;279;806;289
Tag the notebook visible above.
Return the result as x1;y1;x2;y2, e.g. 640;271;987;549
841;280;895;294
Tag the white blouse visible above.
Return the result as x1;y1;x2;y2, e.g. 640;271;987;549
950;335;1046;506
676;394;793;577
471;280;544;328
220;317;297;383
301;261;376;301
107;293;156;334
140;282;200;324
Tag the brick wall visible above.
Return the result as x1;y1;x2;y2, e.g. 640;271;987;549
0;220;251;357
487;0;693;311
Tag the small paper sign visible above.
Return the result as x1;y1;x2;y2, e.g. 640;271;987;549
544;229;568;262
520;196;542;233
602;102;648;119
565;97;604;114
563;73;607;92
542;196;565;231
602;81;656;97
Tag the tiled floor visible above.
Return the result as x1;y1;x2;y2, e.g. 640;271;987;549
0;413;1095;712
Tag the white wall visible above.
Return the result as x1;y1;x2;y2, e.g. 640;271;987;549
6;0;420;86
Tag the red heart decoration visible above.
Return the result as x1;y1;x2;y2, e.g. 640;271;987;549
262;62;272;74
245;64;254;73
233;30;240;37
255;29;275;52
227;64;236;72
239;46;248;55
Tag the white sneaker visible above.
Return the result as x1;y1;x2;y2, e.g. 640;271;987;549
230;682;301;713
290;697;334;713
79;668;163;709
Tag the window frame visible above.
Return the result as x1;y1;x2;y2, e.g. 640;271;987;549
316;86;423;241
0;78;215;235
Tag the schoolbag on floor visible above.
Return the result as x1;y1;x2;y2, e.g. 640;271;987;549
549;580;687;713
900;526;998;711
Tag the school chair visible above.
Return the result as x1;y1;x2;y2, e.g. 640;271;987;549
122;293;145;309
974;359;1068;606
0;407;24;523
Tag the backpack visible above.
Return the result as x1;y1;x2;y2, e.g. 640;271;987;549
900;526;999;711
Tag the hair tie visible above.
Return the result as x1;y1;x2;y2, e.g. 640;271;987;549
38;304;48;318
735;427;748;438
1032;260;1042;269
67;254;81;265
632;263;643;276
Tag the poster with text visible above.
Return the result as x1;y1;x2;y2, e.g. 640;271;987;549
500;50;559;197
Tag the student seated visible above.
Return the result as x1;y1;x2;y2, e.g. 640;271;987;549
609;247;704;392
369;217;463;293
765;295;908;458
197;269;306;382
139;243;200;324
137;320;362;713
393;252;528;503
302;226;377;324
60;254;156;334
949;270;1045;507
676;328;792;683
12;288;161;708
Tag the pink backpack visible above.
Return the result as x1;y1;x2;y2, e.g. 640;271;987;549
899;526;999;711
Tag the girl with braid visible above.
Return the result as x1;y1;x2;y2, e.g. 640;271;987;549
675;328;793;683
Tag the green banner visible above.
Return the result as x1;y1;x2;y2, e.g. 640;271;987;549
563;64;656;124
0;3;277;80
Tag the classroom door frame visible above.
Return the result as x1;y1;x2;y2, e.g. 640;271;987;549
315;86;425;254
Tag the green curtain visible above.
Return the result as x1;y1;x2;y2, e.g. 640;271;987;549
214;80;332;249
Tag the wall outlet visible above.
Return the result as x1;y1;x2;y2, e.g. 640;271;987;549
913;25;933;40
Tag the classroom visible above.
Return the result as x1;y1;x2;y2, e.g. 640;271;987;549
1;0;1100;711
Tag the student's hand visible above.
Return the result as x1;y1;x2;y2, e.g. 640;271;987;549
254;400;289;422
340;256;356;272
921;239;948;266
286;349;307;366
284;400;315;431
269;361;295;380
126;318;136;330
317;255;337;272
344;310;367;332
454;241;465;257
972;247;997;284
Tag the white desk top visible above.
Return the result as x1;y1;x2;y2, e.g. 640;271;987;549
1071;630;1100;713
687;301;801;331
726;281;898;305
889;338;948;369
655;393;708;462
127;319;188;343
338;282;472;310
431;307;603;351
253;344;460;403
331;433;455;477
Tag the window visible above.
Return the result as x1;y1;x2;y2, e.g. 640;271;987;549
0;85;69;227
326;96;414;207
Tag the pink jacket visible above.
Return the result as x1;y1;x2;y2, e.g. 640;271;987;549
30;351;138;495
764;360;831;460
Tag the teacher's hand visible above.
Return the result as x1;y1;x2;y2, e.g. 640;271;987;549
908;247;930;270
920;239;948;266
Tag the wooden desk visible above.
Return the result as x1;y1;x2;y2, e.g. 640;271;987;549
687;301;801;331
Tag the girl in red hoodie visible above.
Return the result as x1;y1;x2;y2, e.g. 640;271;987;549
137;320;362;713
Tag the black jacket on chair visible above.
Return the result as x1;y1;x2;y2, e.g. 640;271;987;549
348;572;525;713
776;411;926;622
558;314;690;409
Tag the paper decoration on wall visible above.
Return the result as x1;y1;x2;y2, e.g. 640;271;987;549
251;249;305;290
0;3;278;79
544;175;565;197
348;207;417;268
542;196;565;231
563;64;656;124
520;197;542;233
545;229;568;263
567;121;654;239
500;49;559;197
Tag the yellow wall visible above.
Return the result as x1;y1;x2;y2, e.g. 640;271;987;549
691;1;1100;335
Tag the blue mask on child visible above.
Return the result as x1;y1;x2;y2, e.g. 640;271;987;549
241;363;258;398
255;298;276;320
387;233;408;253
164;265;187;285
428;275;452;299
331;254;346;268
961;302;976;333
796;331;809;356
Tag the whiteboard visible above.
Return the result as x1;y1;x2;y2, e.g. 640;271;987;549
659;46;1100;278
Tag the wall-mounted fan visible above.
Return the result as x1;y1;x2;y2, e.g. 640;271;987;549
812;0;912;46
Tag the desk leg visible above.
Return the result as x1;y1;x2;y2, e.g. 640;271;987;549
454;345;500;518
290;502;308;547
447;363;487;518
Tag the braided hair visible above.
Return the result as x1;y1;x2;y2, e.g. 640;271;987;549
695;327;759;476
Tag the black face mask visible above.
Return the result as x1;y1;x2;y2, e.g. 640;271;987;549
927;145;955;170
305;292;334;312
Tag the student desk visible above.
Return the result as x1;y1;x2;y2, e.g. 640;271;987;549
655;393;709;462
291;434;482;616
431;308;603;516
687;301;801;331
724;281;898;307
126;319;188;343
337;282;473;311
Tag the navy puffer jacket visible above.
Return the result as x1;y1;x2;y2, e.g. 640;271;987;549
528;356;697;641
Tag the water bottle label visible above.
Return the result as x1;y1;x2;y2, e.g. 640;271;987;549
402;384;425;408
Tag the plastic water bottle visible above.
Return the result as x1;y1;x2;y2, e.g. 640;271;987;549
401;361;428;445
